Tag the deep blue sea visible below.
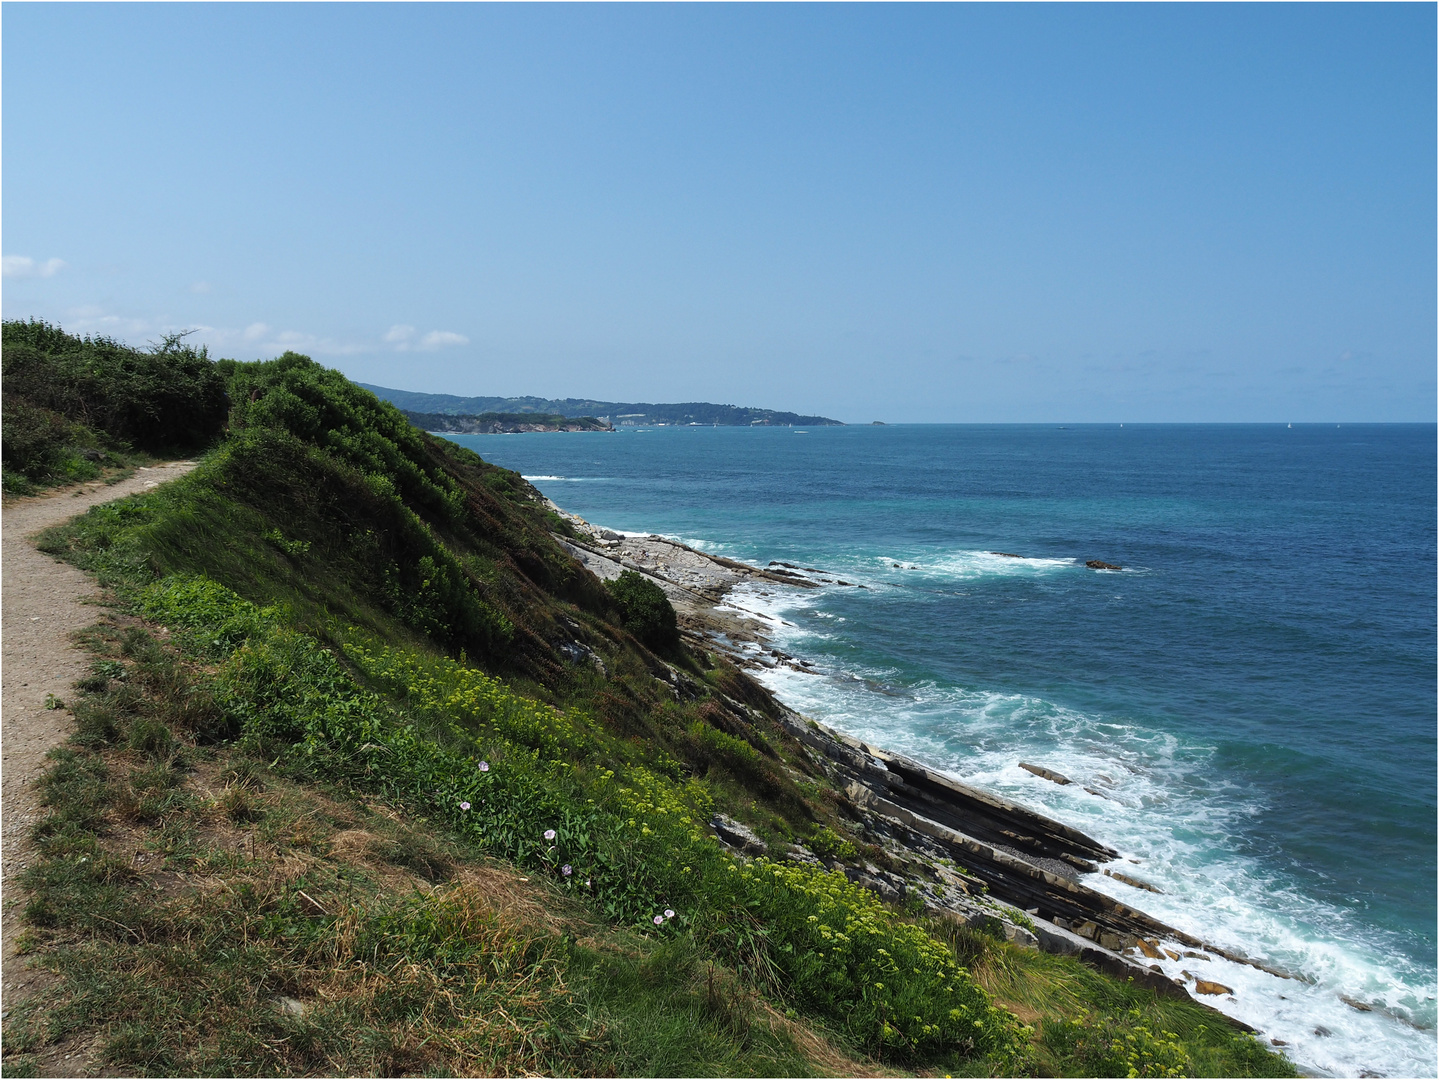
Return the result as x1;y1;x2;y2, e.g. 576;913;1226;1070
444;423;1437;1078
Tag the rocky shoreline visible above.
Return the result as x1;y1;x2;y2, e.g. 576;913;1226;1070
547;505;1276;1033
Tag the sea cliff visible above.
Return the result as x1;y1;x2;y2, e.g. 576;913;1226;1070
550;511;1297;1030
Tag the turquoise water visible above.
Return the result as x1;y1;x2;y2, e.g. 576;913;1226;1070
445;423;1436;1077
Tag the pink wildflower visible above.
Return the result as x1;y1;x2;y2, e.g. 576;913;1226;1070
460;801;471;811
478;761;490;772
653;915;664;925
544;829;556;841
562;864;573;876
664;909;675;919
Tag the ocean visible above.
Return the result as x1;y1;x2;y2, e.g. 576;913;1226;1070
442;423;1437;1078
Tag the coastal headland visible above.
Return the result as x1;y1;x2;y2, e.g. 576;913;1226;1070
550;502;1295;1030
1;325;1299;1076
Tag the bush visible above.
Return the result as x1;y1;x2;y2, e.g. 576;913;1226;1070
2;320;228;455
0;396;98;489
1041;1010;1191;1077
606;571;678;651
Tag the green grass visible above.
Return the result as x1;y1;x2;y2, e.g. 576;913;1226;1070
4;622;881;1077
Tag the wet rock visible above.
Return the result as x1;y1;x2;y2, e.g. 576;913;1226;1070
1104;868;1163;893
1086;560;1122;570
1135;938;1163;960
1314;1026;1333;1037
1193;978;1234;996
991;552;1024;559
1019;762;1072;785
1340;995;1374;1012
710;814;768;856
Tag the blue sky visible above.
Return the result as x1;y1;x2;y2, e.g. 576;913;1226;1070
4;3;1433;422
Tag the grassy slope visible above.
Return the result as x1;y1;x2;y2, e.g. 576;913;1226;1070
2;335;1296;1078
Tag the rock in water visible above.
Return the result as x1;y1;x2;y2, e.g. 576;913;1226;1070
1193;978;1234;996
1104;868;1164;893
1086;560;1122;570
1019;761;1073;785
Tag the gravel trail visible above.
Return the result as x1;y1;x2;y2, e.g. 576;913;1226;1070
2;462;196;1019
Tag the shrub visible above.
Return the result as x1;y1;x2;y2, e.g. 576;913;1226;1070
1041;1010;1191;1078
2;320;227;458
606;571;678;651
808;825;857;861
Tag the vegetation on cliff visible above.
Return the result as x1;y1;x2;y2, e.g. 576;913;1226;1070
3;323;1295;1077
1;319;227;493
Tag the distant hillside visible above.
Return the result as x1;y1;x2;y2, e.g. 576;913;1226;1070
360;383;843;427
402;410;614;434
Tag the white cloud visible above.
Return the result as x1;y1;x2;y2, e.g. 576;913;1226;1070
258;329;367;356
3;255;66;279
382;325;468;351
61;306;155;338
189;281;212;294
242;322;270;341
419;330;468;349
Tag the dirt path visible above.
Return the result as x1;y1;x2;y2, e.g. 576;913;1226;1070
2;462;196;1013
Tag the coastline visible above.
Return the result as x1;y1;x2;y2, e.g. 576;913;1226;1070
546;500;1274;1036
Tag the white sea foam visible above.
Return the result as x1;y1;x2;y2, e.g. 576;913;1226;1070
729;579;1438;1078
